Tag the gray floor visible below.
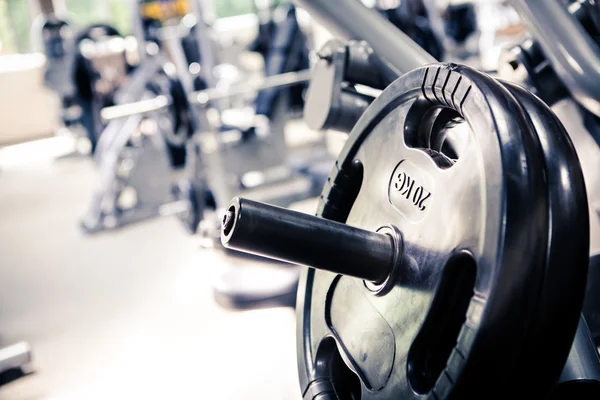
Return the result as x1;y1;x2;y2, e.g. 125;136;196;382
0;150;300;399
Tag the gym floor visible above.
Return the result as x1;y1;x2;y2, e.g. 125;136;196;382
0;139;300;399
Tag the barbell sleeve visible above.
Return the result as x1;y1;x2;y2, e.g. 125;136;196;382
101;69;312;121
221;197;395;283
191;69;312;104
100;95;171;122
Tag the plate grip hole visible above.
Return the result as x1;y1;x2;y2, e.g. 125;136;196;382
314;337;362;399
404;102;467;168
407;251;477;394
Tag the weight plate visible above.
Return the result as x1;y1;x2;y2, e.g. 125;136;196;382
297;64;561;399
146;68;193;148
500;81;589;394
167;71;194;146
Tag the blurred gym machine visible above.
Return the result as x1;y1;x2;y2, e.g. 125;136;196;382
36;10;130;155
240;0;310;137
441;0;478;59
79;0;213;233
374;0;445;61
99;1;331;307
95;0;325;230
0;341;32;387
37;14;78;133
372;0;480;64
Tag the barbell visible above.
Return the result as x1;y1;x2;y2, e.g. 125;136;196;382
99;69;312;122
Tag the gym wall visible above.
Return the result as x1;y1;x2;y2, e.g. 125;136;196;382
0;53;59;145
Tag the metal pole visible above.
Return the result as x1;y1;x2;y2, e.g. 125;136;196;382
292;0;437;75
100;95;170;121
192;69;312;104
552;315;600;397
100;69;312;121
131;0;147;63
189;0;219;89
37;0;55;15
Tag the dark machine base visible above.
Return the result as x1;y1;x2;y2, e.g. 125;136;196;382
212;247;300;310
0;341;32;387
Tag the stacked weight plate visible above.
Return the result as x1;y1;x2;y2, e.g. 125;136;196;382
221;63;590;399
299;63;589;399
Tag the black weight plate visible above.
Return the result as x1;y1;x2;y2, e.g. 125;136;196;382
501;81;589;395
145;68;193;148
297;64;553;399
166;71;194;146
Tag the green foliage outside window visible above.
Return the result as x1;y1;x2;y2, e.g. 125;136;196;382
107;0;133;35
212;0;289;19
0;0;133;54
2;0;31;54
213;0;254;19
66;0;132;35
0;0;17;54
0;0;292;54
